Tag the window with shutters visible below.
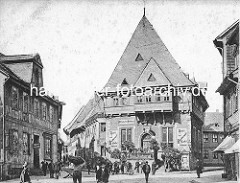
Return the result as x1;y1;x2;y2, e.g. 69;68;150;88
11;86;18;109
23;92;29;113
34;99;40;118
49;105;54;122
9;129;19;155
121;128;132;144
161;126;173;149
44;137;52;159
42;102;47;121
23;132;30;155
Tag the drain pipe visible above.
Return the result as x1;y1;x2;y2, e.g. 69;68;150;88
1;75;9;181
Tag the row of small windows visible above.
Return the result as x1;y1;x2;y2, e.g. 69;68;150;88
10;86;55;122
112;95;171;106
203;133;224;143
204;150;219;159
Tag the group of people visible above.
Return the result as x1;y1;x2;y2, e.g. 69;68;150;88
41;160;62;179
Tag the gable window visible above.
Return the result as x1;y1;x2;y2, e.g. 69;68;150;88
164;96;170;101
135;53;143;61
156;94;161;102
11;86;18;109
137;96;143;103
121;78;128;85
100;123;106;132
148;73;156;81
23;92;29;113
203;133;208;142
146;95;152;103
113;98;119;106
212;133;218;143
122;97;127;105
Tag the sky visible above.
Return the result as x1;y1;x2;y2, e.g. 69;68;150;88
0;0;239;140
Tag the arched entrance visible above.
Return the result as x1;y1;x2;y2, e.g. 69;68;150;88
141;133;152;153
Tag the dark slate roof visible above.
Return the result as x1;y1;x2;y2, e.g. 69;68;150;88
64;94;104;136
0;53;43;84
104;15;194;90
203;112;224;132
0;53;42;67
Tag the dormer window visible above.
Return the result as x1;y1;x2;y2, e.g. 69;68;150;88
121;78;128;85
135;53;143;61
148;73;156;81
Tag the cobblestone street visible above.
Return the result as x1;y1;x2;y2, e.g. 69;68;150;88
2;169;237;183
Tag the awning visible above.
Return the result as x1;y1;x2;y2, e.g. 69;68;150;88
70;125;86;138
225;139;240;154
213;136;235;153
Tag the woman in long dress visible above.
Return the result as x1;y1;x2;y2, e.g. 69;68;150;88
20;161;31;183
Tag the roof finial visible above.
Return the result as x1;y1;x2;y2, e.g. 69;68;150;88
143;0;146;16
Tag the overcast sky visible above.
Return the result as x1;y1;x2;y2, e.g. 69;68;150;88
0;0;239;139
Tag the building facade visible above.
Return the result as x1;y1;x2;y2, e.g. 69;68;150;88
64;15;208;170
0;53;64;180
203;111;224;166
214;20;239;180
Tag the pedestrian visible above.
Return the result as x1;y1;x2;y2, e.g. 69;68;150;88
54;160;61;179
135;161;139;173
96;164;109;183
41;160;47;176
142;161;151;183
195;159;203;178
48;160;55;178
120;162;124;174
72;157;85;183
20;161;31;183
87;161;91;175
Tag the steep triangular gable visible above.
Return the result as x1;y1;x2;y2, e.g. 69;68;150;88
103;15;193;90
134;58;170;87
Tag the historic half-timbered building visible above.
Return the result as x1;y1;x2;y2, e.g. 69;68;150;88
0;53;64;180
64;14;208;170
214;20;239;180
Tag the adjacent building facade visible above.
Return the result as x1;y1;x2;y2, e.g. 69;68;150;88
214;20;239;180
64;15;209;170
203;111;224;166
0;53;64;180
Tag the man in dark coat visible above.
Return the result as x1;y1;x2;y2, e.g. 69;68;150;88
196;159;203;178
41;160;47;176
142;161;151;183
48;160;55;178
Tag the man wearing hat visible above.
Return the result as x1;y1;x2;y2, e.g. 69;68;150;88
142;161;151;183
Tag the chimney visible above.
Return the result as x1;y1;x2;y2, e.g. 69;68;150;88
216;109;219;113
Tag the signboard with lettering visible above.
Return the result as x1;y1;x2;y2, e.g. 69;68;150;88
177;128;188;146
109;131;118;148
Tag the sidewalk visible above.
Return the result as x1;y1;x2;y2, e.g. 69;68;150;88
1;167;231;183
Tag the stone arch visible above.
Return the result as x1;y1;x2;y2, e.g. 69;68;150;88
139;130;156;153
